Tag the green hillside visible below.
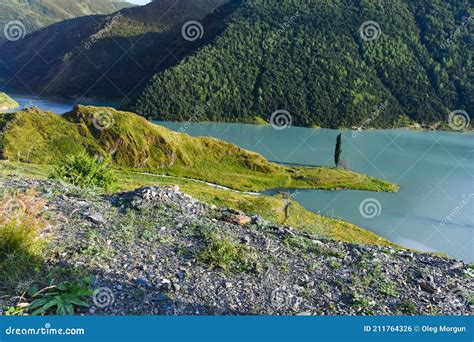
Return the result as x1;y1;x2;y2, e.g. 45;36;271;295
0;105;397;193
130;0;473;129
0;92;18;112
0;0;133;44
0;0;233;99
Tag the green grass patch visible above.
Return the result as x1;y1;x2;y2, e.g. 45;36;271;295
283;235;345;257
28;280;92;315
351;292;375;312
0;191;47;290
253;116;268;125
198;231;258;274
398;300;417;315
0;92;19;111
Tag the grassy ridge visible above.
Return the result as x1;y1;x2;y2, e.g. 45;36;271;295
0;105;398;192
0;105;399;247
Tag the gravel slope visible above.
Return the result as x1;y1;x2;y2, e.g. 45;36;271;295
1;176;473;316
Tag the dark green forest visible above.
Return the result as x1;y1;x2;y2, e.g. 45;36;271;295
130;0;473;128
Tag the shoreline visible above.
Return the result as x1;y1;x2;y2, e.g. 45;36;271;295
4;93;471;133
153;119;473;134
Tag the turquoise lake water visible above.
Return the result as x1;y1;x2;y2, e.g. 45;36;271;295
158;122;473;262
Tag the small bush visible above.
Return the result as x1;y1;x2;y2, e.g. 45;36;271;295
351;292;374;312
50;152;116;190
0;191;47;290
199;232;256;274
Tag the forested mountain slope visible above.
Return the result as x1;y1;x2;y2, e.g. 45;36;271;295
130;0;473;128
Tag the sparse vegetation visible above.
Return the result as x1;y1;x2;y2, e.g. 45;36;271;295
351;292;374;312
328;260;342;269
284;235;345;257
399;300;417;315
0;160;400;248
379;282;399;297
0;176;470;316
199;232;257;274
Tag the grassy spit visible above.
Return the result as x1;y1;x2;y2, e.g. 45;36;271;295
0;106;399;193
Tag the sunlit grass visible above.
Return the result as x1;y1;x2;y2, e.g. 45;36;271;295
0;190;48;290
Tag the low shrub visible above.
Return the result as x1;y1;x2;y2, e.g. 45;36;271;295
399;299;417;315
50;152;117;190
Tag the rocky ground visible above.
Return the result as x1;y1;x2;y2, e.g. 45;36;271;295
1;176;473;316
